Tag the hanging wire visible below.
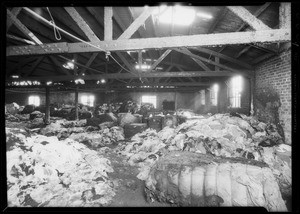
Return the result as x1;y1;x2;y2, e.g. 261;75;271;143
46;7;61;40
23;7;140;79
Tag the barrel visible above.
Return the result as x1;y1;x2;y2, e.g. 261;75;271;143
124;123;147;139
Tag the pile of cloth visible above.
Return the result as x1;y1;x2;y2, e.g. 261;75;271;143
69;126;125;149
6;128;115;207
145;151;287;211
119;113;291;200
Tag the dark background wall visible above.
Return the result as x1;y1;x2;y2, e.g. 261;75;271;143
254;49;291;145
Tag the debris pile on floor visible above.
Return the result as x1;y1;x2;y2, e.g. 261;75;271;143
144;151;287;211
6;128;115;207
119;113;291;201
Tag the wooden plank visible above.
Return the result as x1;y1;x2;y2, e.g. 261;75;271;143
191;47;253;69
176;66;196;82
64;7;100;42
7;29;291;56
115;52;137;74
104;7;113;41
219;3;272;53
215;57;220;71
227;6;271;31
6;34;36;45
7;7;22;32
175;48;240;73
23;56;44;77
118;7;156;39
6;71;245;82
150;49;172;70
279;3;291;29
7;9;43;45
79;53;99;75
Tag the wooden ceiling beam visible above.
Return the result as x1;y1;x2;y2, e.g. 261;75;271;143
176;66;196;82
7;28;290;57
219;3;272;53
251;53;274;65
190;46;253;69
149;49;172;70
6;57;36;76
49;56;71;76
23;57;45;77
227;6;272;31
7;7;22;32
207;7;228;34
64;7;100;42
118;7;156;40
279;3;291;29
6;71;242;82
115;52;137;74
6;34;36;45
104;7;113;41
174;48;243;73
78;53;99;75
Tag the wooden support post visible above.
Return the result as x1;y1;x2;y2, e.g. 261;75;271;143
44;86;50;124
250;77;254;116
75;86;79;120
138;50;142;69
215;57;220;71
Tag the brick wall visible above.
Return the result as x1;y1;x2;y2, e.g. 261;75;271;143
254;49;291;144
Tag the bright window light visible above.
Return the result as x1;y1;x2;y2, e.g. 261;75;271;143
142;95;157;108
28;95;40;106
200;90;205;105
157;5;196;26
75;78;85;84
135;64;151;70
229;76;243;108
211;84;218;106
46;81;52;85
80;95;95;107
196;12;213;19
11;75;19;79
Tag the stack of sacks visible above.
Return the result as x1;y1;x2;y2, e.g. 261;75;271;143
145;151;287;211
6;131;115;207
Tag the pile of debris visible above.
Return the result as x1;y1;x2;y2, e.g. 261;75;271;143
6;128;115;207
145;151;287;211
119;113;291;200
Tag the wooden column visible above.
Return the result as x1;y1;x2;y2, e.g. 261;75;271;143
44;86;50;124
75;86;79;120
250;77;255;116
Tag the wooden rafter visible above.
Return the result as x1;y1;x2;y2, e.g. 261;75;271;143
176;66;196;82
6;71;242;82
79;53;99;75
218;3;272;53
215;57;220;71
190;47;253;69
49;56;70;76
7;57;35;76
150;49;172;70
118;7;156;40
23;57;45;77
227;6;271;31
279;3;291;29
6;34;35;45
115;52;136;74
64;7;100;42
175;48;243;73
7;28;290;57
7;7;22;32
251;53;274;65
104;7;113;41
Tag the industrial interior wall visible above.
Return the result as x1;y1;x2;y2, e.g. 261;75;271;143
254;49;291;145
5;90;99;107
194;78;250;115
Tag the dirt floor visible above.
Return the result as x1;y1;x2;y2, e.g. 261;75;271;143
102;148;172;207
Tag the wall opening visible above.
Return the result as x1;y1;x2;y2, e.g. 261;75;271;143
210;84;218;106
228;76;242;108
80;95;95;107
28;95;40;106
141;95;157;108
